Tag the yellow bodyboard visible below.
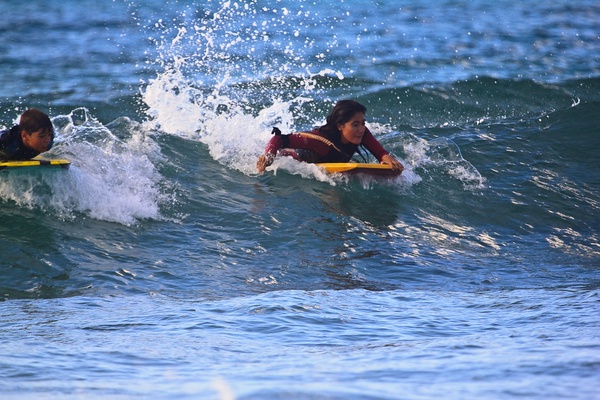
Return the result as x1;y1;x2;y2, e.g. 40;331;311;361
316;163;401;176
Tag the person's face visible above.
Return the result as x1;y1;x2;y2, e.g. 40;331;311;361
22;129;52;153
338;112;366;144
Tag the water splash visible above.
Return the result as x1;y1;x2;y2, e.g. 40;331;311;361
139;1;353;176
138;0;483;190
401;135;485;189
0;108;164;225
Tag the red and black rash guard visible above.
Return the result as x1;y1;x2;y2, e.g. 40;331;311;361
263;127;389;163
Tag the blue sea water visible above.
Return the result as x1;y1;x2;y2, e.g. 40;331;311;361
1;0;599;399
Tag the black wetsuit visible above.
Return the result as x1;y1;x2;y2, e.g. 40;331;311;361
0;126;41;161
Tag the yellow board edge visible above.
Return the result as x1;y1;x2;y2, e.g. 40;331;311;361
0;158;71;169
316;162;400;176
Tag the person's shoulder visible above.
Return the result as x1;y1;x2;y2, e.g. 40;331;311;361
0;126;22;153
1;125;19;134
0;125;19;139
308;127;330;137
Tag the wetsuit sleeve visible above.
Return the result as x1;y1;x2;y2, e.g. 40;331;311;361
0;127;18;160
263;134;285;156
361;128;390;161
263;132;332;157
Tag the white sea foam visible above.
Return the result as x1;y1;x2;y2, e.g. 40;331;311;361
0;108;164;225
138;1;482;192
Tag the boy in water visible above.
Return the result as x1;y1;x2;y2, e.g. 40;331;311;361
0;108;54;161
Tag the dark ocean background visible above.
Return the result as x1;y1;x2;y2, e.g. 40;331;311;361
1;0;599;399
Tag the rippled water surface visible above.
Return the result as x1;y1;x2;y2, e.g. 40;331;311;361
1;1;599;399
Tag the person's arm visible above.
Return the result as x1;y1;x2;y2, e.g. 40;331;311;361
380;154;404;171
256;131;331;173
361;129;404;172
0;127;19;161
257;134;283;173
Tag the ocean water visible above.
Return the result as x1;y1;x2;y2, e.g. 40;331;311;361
1;0;599;399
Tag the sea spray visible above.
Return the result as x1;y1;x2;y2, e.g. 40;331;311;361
0;108;165;225
138;0;485;188
139;1;362;175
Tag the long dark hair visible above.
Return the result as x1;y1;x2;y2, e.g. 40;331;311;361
320;100;367;139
